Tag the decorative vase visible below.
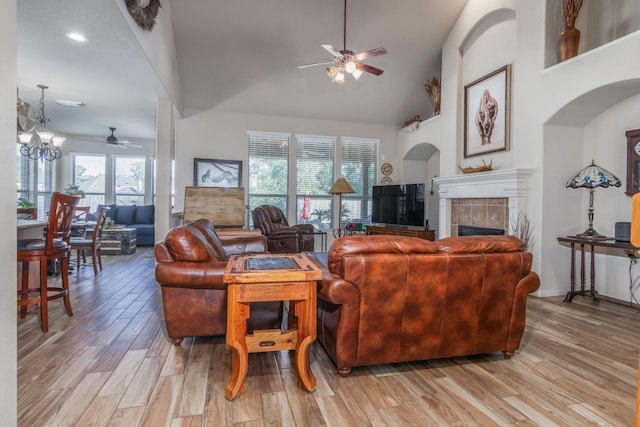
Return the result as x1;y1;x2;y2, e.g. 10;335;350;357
559;27;580;61
434;101;441;116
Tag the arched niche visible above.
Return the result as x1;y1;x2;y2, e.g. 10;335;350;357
402;142;440;236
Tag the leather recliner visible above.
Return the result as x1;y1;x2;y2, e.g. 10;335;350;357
154;218;283;345
251;205;315;253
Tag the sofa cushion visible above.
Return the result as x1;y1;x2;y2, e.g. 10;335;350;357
133;224;154;235
134;205;155;224
115;205;136;225
163;225;216;262
327;235;438;275
93;204;116;221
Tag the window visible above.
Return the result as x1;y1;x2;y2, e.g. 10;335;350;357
114;156;146;206
295;134;335;229
16;144;57;215
247;131;290;227
341;137;378;227
73;154;106;210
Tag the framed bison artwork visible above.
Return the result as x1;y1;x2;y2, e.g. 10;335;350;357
464;64;511;158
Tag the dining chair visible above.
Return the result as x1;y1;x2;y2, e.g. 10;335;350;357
17;207;37;220
71;206;91;237
17;192;81;332
70;207;108;275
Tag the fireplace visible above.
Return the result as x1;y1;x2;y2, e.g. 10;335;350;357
458;225;505;236
433;169;532;238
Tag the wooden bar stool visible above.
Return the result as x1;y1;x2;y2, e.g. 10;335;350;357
17;192;81;332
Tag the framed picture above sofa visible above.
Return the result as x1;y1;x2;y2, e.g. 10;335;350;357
464;64;511;158
194;158;242;188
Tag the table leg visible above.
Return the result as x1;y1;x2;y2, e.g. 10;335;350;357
225;287;250;400
293;282;317;392
564;242;577;302
579;243;586;294
589;243;600;299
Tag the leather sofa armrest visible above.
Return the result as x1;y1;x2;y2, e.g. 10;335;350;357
155;261;227;289
222;235;268;255
292;223;314;234
319;271;360;304
267;228;303;238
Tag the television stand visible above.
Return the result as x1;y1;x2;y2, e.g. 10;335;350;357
365;225;435;241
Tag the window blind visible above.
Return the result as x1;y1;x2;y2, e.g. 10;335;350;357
341;137;378;224
114;155;146;206
247;131;290;226
295;134;335;228
73;154;106;210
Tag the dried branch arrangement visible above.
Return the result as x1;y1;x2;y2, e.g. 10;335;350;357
511;211;534;250
423;77;441;104
562;0;583;28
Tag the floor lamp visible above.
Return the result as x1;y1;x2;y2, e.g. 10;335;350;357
566;160;621;238
328;177;355;238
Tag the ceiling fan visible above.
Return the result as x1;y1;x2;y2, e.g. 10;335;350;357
90;127;142;148
297;0;387;83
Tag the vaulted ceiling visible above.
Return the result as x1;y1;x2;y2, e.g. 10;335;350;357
17;0;467;142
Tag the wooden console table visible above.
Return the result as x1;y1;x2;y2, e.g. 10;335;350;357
223;253;322;400
557;236;639;306
365;225;435;241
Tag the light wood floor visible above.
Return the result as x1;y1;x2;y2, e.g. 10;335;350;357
17;248;639;426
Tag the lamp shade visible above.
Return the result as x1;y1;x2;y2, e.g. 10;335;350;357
328;178;355;195
566;160;621;189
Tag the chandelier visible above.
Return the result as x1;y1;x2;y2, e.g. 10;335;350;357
17;85;65;161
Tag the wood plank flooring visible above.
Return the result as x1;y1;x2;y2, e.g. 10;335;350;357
17;248;639;426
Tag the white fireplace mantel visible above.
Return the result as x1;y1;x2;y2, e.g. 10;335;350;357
433;169;533;237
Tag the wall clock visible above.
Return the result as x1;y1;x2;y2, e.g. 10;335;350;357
625;128;640;195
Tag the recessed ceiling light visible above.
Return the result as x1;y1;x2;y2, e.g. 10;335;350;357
56;100;86;107
65;32;87;42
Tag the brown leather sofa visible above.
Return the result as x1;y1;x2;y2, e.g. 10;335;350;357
317;234;540;376
252;205;315;253
154;218;283;345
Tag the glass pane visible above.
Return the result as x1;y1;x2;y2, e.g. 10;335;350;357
114;156;145;204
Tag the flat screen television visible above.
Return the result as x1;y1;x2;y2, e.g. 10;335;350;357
371;183;426;227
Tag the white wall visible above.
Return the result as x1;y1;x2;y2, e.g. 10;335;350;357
173;109;399;218
1;1;18;424
398;0;640;300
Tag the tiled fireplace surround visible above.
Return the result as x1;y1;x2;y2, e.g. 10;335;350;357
434;169;532;238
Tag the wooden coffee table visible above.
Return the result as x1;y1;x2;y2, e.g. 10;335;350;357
223;253;322;400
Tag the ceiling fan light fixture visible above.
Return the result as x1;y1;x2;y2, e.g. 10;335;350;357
352;68;363;80
344;60;357;74
334;71;346;84
326;66;338;78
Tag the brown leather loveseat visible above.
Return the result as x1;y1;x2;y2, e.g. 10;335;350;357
317;235;540;376
154;219;283;345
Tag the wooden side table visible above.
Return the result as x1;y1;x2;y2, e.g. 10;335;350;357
223;253;322;400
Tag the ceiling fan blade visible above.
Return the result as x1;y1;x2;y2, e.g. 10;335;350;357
298;61;335;69
321;44;343;58
353;47;387;62
356;62;384;76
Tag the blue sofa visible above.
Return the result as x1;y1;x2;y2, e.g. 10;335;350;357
93;204;155;246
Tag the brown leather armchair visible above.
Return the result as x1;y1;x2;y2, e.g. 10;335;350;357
154;218;283;345
252;205;315;253
317;235;540;376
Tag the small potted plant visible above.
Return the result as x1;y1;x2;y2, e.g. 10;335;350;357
559;0;583;61
62;184;85;198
